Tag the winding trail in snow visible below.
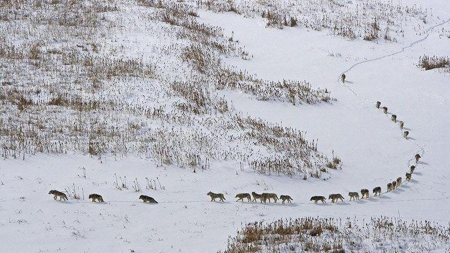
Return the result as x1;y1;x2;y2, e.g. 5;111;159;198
339;17;450;166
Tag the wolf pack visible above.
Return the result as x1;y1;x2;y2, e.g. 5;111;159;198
48;100;423;206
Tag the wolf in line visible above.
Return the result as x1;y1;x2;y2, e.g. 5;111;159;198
251;192;264;203
410;165;416;174
328;193;344;203
403;131;409;139
89;194;104;202
382;107;388;114
341;74;346;83
348;192;360;201
360;189;370;199
391;114;397;123
280;195;293;204
235;193;251;202
387;183;393;192
415;154;421;163
310;196;326;204
392;181;397;189
399;121;404;129
373;187;382;196
207;191;225;202
48;190;68;201
396;177;402;187
405;173;412;181
261;193;278;203
376;101;381;109
139;195;158;203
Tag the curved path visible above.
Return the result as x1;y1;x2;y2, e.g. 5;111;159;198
339;17;450;175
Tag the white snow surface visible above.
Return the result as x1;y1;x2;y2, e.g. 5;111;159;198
1;0;450;252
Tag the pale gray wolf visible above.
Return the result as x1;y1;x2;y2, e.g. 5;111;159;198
387;183;393;192
328;193;344;203
139;195;158;203
261;193;278;203
410;165;416;174
405;173;412;181
415;154;421;163
341;74;346;83
376;101;381;109
382;106;388;114
373;187;382;196
280;195;293;204
360;189;369;199
251;192;264;203
310;196;326;204
399;121;404;129
89;194;104;202
48;190;68;201
348;192;359;201
396;177;402;187
207;191;225;202
235;193;251;202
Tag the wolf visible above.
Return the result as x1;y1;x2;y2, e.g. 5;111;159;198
139;195;158;203
348;192;360;201
328;193;344;203
261;193;278;203
207;191;225;202
360;189;369;199
88;194;104;202
310;196;326;204
387;183;393;192
405;173;412;181
403;131;409;139
235;193;251;202
392;181;397;189
341;74;346;83
251;192;264;203
410;165;416;174
399;121;404;130
373;187;382;196
382;106;388;114
376;101;381;109
48;190;68;201
415;154;421;163
280;195;293;204
396;177;402;187
391;114;397;123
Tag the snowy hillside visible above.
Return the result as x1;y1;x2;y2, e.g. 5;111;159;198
0;0;449;252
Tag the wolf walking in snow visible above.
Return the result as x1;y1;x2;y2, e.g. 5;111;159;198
348;192;360;201
139;195;158;203
235;193;251;202
341;74;346;83
251;192;264;203
396;177;402;188
48;190;68;201
310;196;326;204
89;194;104;202
415;154;421;163
207;191;225;202
328;193;344;203
280;195;293;204
373;187;382;196
261;193;278;203
360;189;370;199
387;183;393;192
405;173;412;181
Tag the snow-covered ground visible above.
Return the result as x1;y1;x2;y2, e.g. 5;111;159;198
1;0;450;252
